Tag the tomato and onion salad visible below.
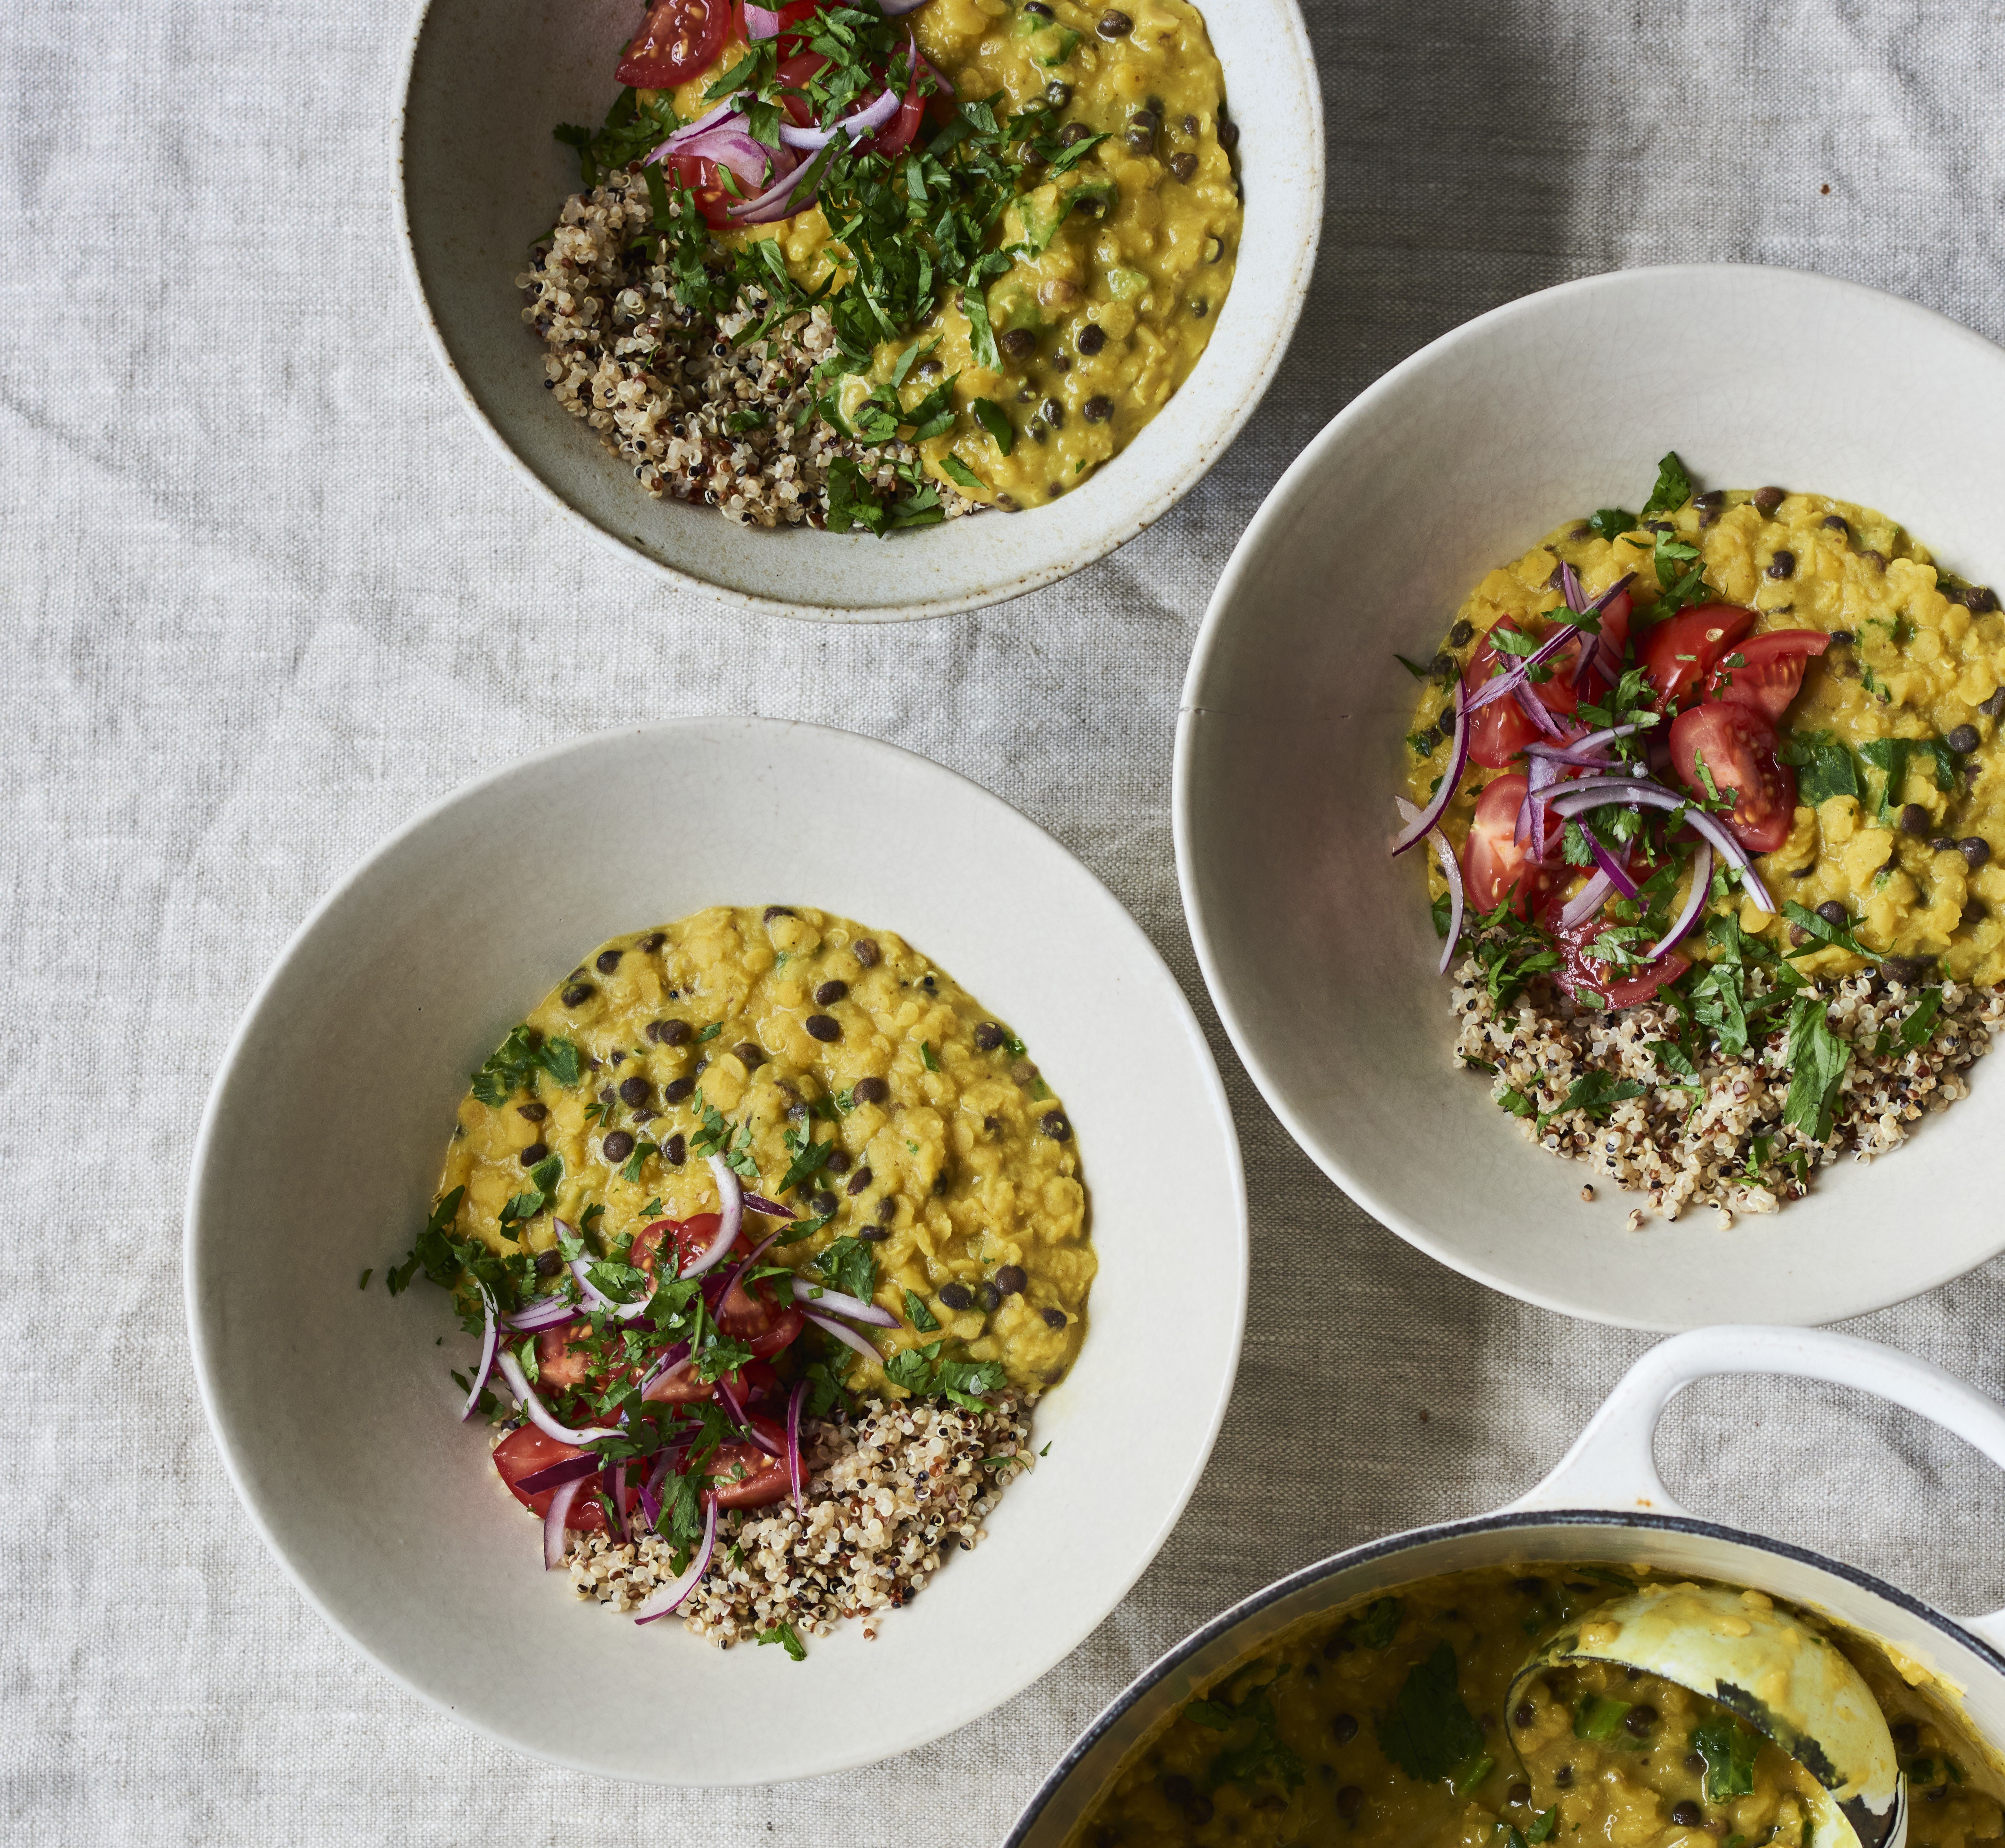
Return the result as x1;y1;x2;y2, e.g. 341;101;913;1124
1394;550;1835;1011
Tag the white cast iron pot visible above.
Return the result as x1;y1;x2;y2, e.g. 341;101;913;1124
1007;1327;2005;1847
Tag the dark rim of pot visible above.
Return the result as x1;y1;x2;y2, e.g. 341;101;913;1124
1004;1507;2005;1846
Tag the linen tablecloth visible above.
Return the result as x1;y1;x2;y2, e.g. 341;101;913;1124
6;0;2005;1839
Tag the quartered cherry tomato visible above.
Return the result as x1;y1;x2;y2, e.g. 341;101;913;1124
1637;603;1758;712
702;1413;797;1508
1550;920;1691;1010
863;59;929;158
491;1427;637;1533
1669;701;1797;854
776;51;830;128
1462;624;1543;768
1703;629;1831;724
655;151;740;229
618;0;730;89
1463;775;1550;917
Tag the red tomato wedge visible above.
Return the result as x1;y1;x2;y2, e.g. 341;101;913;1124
1669;702;1797;854
1551;920;1691;1010
702;1413;797;1508
492;1427;636;1533
1463;775;1549;917
1703;629;1831;724
1462;624;1542;768
776;51;830;128
1460;596;1631;767
1638;603;1758;712
656;151;740;230
618;0;730;89
863;59;928;158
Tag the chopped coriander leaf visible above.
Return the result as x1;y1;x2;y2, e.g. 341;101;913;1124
357;1268;373;1290
1781;729;1861;806
817;1235;878;1304
1574;1693;1632;1739
1899;987;1945;1048
939;453;985;492
698;1022;722;1041
1527;1808;1560;1844
1538;1071;1644;1130
903;1289;940;1332
1692;1715;1761;1801
757;1620;808;1661
971;398;1015;455
920;1040;940;1071
1588;507;1637;540
1394;653;1432;680
1640;451;1693;519
1782;899;1881;962
1376;1642;1486;1785
1783;993;1851;1143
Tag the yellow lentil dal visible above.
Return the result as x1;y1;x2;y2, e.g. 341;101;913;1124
436;904;1093;1395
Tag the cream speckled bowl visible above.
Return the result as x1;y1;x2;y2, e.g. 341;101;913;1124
396;0;1323;620
186;718;1246;1781
1176;264;2005;1330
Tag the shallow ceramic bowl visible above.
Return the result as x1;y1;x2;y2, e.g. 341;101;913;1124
396;0;1323;620
186;718;1246;1783
1175;264;2005;1330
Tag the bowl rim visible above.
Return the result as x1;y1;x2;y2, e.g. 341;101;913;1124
1003;1504;2005;1846
184;714;1252;1780
391;0;1326;623
1173;260;2005;1330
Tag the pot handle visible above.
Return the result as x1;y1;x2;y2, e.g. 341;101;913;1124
1506;1325;2005;1652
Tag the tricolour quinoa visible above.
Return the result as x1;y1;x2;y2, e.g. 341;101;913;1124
568;1393;1031;1647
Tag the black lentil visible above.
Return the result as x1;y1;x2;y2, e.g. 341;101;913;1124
1767;550;1797;580
647;1018;691;1046
1948;724;1981;754
1961;836;1992;869
1331;1713;1359;1745
847;1166;873;1195
999;327;1037;363
1900;803;1932;835
516;1101;548;1122
1752;486;1786;515
662;1132;686;1166
1096;9;1131;36
1624;1704;1658;1737
763;906;795;924
734;1041;766;1068
561;982;594;1008
939;1282;975;1310
805;1014;842;1042
1816;900;1849;926
995;1264;1027;1295
876;1196;897;1224
1040;1109;1072;1141
534;1249;564;1279
1669;1801;1703;1828
602;1130;635;1163
1042;1307;1067;1328
663;1077;695;1104
978;1282;1002;1312
1076;323;1107;357
853;937;881;968
638;931;665;952
1045;79;1071;106
520;1141;549;1166
974;1021;1005;1050
814;980;848;1006
852;1075;889;1106
1083;395;1113;422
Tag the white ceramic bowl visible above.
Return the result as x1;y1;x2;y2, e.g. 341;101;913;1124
396;0;1323;620
1176;264;2005;1331
185;718;1246;1782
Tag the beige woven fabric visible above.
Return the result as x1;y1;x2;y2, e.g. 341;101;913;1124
4;0;2005;1840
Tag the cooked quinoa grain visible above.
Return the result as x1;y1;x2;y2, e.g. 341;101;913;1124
1452;959;2001;1215
567;1395;1031;1646
517;171;981;530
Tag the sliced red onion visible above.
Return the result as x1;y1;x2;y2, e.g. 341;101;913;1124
720;1231;782;1310
651;101;739;155
1400;797;1470;977
741;1192;794;1218
682;1157;744;1277
495;1349;620;1445
501;1292;581;1334
1524;742;1618;771
1464;624;1574;712
515;1451;605;1496
1587;832;1640;902
684;126;791;198
1391;681;1469;857
634;1493;718;1624
791;1276;899;1326
744;2;782;36
1519;753;1560;860
1649;840;1715;959
639;1450;672;1529
1558;866;1618;931
715;1374;784;1455
725;143;820;224
776;83;901;151
786;1378;808;1515
568;1253;619;1314
544;1477;585;1570
878;0;931;12
1512;681;1567;741
634;1339;692;1398
804;1310;883;1369
1557;560;1588;613
461;1286;498;1422
1547;779;1774;912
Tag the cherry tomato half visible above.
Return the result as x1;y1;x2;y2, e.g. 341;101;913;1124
1669;701;1797;854
1463;775;1550;918
702;1413;797;1508
864;58;928;159
618;0;730;89
1703;629;1831;725
655;151;740;229
1552;921;1691;1010
1638;603;1758;712
776;51;831;129
1462;624;1543;768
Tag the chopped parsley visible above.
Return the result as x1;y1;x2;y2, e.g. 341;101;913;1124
1781;899;1880;962
1783;992;1851;1143
1185;1682;1305;1795
903;1288;940;1333
1691;1715;1761;1801
470;1025;582;1106
756;1621;808;1662
816;1235;878;1304
1781;729;1861;806
1639;451;1693;518
1375;1642;1487;1786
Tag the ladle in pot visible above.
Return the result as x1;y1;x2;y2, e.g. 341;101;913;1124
1507;1582;1907;1848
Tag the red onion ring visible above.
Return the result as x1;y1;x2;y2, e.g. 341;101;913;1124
877;0;931;12
744;2;782;36
682;1157;744;1277
715;1374;784;1455
500;1292;580;1333
804;1310;883;1368
495;1349;621;1445
1398;797;1467;975
634;1339;692;1398
639;1449;672;1529
776;83;900;151
791;1276;899;1327
1648;840;1715;959
1558;866;1618;932
544;1476;585;1570
568;1251;657;1322
1587;832;1640;902
786;1378;808;1515
1512;681;1568;742
741;1192;794;1218
651;101;739;155
1547;778;1774;912
719;1230;782;1310
725;144;820;223
461;1286;498;1421
1519;752;1560;859
1390;680;1469;856
640;1356;696;1402
633;1493;718;1624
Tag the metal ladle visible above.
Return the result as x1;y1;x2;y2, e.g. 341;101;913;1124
1506;1582;1907;1848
